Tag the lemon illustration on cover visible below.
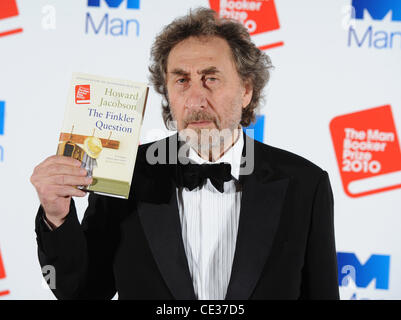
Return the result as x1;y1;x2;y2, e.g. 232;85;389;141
83;136;103;159
80;136;103;182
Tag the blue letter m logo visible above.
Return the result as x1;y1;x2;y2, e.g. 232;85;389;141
352;0;401;21
88;0;140;9
338;252;390;290
0;101;5;136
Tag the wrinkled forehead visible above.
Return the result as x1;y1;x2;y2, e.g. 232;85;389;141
165;36;237;75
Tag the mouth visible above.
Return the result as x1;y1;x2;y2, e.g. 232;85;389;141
187;121;213;127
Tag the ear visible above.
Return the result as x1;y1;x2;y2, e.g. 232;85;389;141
241;80;253;109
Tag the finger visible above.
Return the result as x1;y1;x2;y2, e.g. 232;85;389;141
37;164;87;177
42;155;82;168
44;175;93;187
53;185;87;198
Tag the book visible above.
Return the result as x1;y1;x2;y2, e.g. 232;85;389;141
56;72;149;199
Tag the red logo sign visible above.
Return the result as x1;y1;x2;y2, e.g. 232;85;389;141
0;0;23;38
209;0;283;50
75;85;91;104
0;249;10;297
330;105;401;198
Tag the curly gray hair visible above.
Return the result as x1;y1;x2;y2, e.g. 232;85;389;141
149;7;273;129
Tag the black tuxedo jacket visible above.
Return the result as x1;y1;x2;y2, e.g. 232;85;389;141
35;133;339;300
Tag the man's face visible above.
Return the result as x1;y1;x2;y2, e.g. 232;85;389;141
166;36;253;149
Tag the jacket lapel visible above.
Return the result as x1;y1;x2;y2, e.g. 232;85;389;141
135;135;196;300
225;134;290;300
137;186;196;300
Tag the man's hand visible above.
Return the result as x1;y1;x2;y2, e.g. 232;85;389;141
30;155;92;228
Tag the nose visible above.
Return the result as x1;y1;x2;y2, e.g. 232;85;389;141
184;80;208;111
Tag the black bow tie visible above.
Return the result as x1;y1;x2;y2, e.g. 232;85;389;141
176;162;232;193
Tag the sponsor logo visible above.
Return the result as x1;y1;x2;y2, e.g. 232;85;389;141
75;85;91;104
330;105;401;197
0;101;4;136
0;0;23;38
0;249;10;297
0;101;5;163
352;0;401;21
85;0;141;37
209;0;284;50
348;0;401;49
88;0;140;9
244;114;265;143
338;252;390;290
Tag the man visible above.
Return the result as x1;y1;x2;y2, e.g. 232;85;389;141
31;8;339;300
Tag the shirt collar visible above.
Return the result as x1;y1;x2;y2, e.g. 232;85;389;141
187;129;243;180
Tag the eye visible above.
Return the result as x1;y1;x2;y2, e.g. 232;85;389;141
205;77;218;84
176;78;187;84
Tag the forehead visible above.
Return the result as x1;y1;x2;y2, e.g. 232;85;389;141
166;36;236;73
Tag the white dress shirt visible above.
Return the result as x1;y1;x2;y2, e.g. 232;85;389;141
176;132;243;300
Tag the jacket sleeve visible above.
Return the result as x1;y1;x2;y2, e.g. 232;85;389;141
300;170;340;299
35;193;123;300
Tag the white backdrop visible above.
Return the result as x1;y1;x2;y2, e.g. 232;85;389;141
0;0;400;300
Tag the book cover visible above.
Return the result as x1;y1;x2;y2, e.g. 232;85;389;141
57;72;149;199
